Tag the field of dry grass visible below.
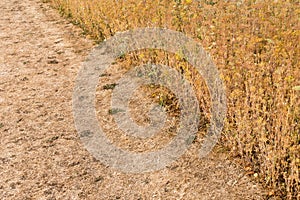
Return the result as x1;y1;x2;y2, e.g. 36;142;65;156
47;0;299;198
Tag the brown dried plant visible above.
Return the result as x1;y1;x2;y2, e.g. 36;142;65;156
48;0;299;198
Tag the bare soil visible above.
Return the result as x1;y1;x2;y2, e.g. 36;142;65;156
0;0;266;199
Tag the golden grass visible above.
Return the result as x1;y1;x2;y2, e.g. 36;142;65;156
48;0;299;198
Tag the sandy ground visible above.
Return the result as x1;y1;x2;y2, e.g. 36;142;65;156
0;0;266;199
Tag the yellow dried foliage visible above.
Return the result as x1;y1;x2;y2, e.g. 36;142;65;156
48;0;299;198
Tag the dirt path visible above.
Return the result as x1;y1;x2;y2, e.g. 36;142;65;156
0;0;266;199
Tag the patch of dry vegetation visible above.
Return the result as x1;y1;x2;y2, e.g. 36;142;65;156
47;0;299;198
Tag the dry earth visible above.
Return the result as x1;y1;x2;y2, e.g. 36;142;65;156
0;0;267;199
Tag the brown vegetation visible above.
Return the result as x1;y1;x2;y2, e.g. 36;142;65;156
47;0;299;198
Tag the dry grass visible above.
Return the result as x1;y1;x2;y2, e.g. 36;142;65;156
47;0;299;199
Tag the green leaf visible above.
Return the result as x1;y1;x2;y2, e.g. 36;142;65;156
103;83;118;90
108;108;125;115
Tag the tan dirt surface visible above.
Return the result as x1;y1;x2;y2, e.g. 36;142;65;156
0;0;266;199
